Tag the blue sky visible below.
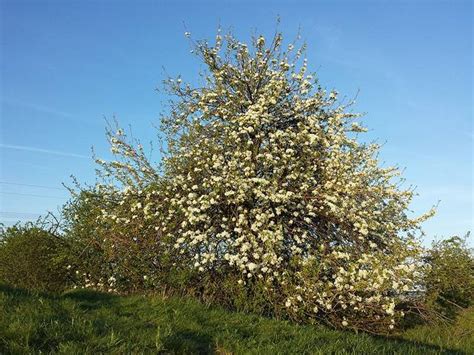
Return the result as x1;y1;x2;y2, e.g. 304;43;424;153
0;0;472;245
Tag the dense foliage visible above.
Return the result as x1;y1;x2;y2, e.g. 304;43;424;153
0;222;68;292
423;235;474;317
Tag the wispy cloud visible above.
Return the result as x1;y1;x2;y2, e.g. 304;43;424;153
0;143;89;159
2;98;76;119
1;98;101;126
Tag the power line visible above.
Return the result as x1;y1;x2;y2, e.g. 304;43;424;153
0;181;66;191
0;211;42;219
0;191;67;199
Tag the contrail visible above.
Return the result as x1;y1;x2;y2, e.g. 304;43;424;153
2;98;76;119
2;98;102;126
0;143;89;159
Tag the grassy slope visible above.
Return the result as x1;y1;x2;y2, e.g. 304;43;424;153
0;285;472;354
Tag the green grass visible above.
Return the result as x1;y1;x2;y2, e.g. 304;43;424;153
0;284;472;354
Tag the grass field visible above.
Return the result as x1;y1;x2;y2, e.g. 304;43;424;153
0;284;472;354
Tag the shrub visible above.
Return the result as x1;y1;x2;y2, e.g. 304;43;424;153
424;235;474;317
0;222;69;292
61;187;179;293
60;191;115;292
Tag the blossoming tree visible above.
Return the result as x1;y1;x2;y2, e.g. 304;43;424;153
91;29;434;332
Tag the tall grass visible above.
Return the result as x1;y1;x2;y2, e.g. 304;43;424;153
1;284;472;354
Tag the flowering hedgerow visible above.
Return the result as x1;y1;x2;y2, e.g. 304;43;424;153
77;29;435;332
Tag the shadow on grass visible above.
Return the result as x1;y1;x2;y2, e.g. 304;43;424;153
60;288;123;313
0;283;119;309
163;330;215;354
0;283;54;299
62;289;118;302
